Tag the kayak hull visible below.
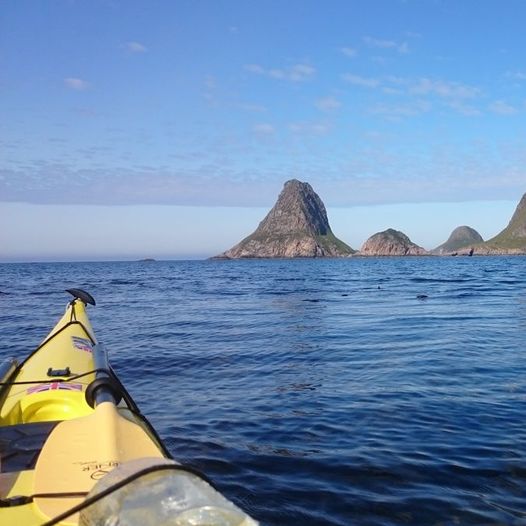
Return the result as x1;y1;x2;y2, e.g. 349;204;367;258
0;297;166;525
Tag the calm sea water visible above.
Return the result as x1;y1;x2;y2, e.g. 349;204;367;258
1;257;526;525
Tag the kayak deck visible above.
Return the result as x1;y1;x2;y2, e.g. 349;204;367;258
0;295;166;524
0;297;97;426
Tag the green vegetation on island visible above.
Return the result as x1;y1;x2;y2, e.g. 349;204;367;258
481;193;526;252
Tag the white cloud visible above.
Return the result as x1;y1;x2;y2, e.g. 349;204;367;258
315;96;342;111
245;64;265;75
203;76;218;105
340;74;482;116
363;36;409;54
253;123;275;135
126;41;147;53
382;86;404;95
204;76;217;90
64;78;90;91
363;36;395;48
410;78;480;99
447;100;481;116
385;75;406;85
286;64;316;82
398;42;409;54
505;70;526;82
239;103;267;112
3;141;525;209
268;69;286;80
370;100;431;118
489;100;518;115
245;63;315;82
289;121;330;135
341;47;357;58
342;73;380;88
366;75;482;106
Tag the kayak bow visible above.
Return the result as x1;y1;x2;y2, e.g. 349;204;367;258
0;290;257;526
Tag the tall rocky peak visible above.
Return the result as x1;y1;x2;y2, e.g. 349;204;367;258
257;179;330;236
215;179;355;258
432;226;483;255
360;229;427;256
480;192;526;253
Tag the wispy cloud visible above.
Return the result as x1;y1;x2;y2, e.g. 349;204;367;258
125;41;147;53
239;103;267;112
245;63;316;82
382;86;404;95
409;78;480;99
363;36;409;54
340;47;357;58
447;100;481;116
505;70;526;81
0;163;282;207
245;64;265;75
289;121;330;135
3;141;525;208
253;123;275;135
369;100;431;118
315;96;342;111
342;73;380;88
204;76;217;90
489;100;518;115
203;76;218;105
341;74;482;116
405;31;422;39
64;78;90;91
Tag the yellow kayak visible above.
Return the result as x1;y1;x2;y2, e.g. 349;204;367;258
0;290;257;526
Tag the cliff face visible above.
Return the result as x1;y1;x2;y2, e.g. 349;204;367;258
477;193;526;254
215;179;355;258
360;229;427;256
432;226;484;255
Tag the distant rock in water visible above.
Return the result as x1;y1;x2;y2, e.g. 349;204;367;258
360;229;427;256
432;226;483;255
215;179;355;258
477;192;526;254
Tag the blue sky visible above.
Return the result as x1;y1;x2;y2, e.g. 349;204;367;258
1;0;525;261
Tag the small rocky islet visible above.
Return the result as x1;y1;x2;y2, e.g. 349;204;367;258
215;179;526;258
360;229;427;256
431;226;484;256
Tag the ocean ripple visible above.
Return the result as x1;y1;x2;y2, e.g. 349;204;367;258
1;256;526;525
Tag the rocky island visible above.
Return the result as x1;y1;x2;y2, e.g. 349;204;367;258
432;226;483;255
360;229;427;256
213;184;526;258
215;179;355;258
